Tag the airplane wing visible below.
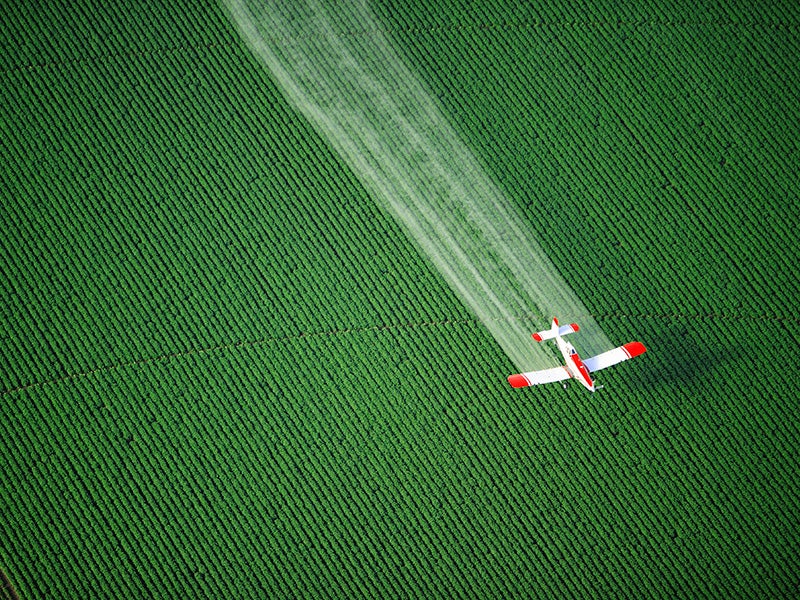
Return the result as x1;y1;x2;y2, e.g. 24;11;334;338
583;342;646;373
508;367;570;388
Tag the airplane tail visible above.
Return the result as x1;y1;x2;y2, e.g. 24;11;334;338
531;317;580;342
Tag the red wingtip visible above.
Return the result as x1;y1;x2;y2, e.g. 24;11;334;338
532;333;543;342
623;341;647;358
570;323;580;332
508;374;530;388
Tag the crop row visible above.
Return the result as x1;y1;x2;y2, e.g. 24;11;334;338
1;41;472;393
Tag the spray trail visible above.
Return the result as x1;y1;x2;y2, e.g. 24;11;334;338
226;0;612;370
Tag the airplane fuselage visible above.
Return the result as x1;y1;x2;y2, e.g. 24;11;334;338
555;335;595;392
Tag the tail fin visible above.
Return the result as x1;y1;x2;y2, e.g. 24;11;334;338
532;317;580;342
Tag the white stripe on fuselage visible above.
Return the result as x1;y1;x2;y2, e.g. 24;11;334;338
555;335;595;391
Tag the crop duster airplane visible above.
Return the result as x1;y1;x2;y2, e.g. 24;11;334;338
508;318;646;392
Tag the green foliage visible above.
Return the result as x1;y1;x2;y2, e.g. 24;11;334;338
2;0;799;598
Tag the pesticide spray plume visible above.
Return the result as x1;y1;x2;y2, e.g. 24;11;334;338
227;0;612;370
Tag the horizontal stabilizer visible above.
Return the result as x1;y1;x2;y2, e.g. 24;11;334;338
532;318;580;342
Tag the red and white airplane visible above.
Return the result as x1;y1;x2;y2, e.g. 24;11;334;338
508;318;646;392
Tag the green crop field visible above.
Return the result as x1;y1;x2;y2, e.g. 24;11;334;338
2;0;799;597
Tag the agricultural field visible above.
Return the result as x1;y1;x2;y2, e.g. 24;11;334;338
2;0;799;598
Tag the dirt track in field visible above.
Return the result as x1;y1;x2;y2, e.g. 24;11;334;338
0;568;20;600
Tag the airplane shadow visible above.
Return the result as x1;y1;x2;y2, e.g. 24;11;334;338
625;318;746;392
